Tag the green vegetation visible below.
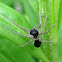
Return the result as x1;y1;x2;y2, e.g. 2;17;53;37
0;0;62;62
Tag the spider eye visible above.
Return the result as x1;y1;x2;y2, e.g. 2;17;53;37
30;29;39;38
34;39;41;47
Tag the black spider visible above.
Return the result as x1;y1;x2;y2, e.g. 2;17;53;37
2;11;56;47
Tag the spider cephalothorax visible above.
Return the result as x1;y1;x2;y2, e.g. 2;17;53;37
30;29;39;38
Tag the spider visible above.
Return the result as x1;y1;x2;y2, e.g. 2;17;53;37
2;11;56;47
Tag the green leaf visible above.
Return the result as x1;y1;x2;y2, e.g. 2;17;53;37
39;0;60;62
0;3;49;61
28;0;61;62
58;21;62;62
28;0;39;11
21;0;39;27
0;35;35;62
57;0;62;61
58;0;62;29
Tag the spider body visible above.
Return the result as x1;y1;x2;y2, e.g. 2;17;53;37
34;39;41;47
30;29;39;38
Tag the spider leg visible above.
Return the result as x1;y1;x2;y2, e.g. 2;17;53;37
3;25;33;38
39;34;52;43
41;15;47;33
40;22;56;34
36;11;42;29
41;41;52;43
36;12;47;29
18;39;33;47
7;18;29;33
41;15;47;17
0;15;29;33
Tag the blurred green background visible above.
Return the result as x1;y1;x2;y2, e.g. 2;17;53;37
0;0;62;62
58;21;62;62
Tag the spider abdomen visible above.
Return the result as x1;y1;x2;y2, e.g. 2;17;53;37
30;29;39;38
34;39;41;47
